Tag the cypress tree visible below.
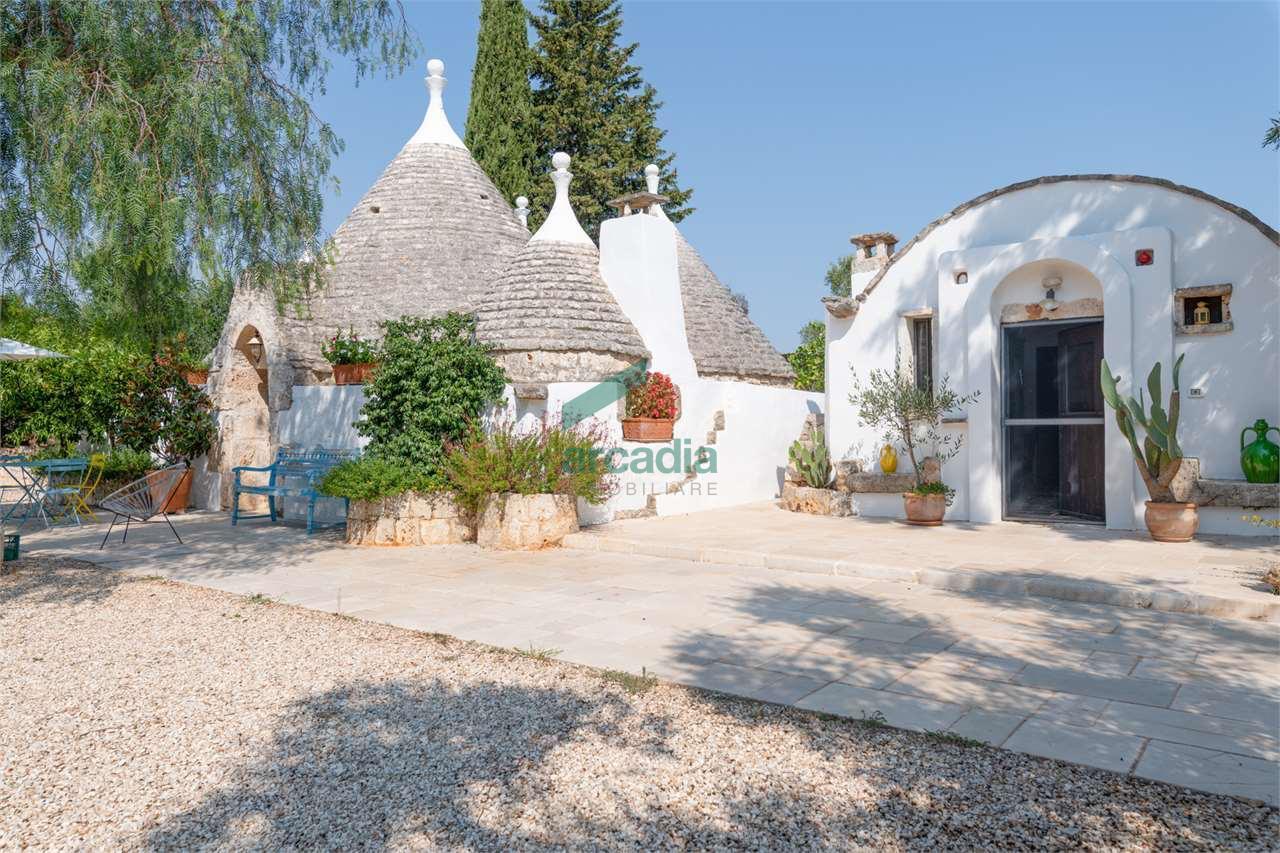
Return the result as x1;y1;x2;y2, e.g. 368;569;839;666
465;0;537;205
528;0;693;237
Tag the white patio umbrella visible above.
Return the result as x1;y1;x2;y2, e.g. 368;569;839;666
0;338;66;361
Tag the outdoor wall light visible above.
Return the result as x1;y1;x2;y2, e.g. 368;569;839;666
1135;248;1154;266
1040;275;1062;312
247;334;264;365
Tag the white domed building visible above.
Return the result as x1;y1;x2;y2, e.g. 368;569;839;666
822;175;1279;535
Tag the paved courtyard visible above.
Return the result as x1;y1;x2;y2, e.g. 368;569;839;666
18;509;1280;806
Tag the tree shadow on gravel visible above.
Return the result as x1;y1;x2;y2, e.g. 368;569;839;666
139;671;1277;851
140;675;903;851
0;556;134;607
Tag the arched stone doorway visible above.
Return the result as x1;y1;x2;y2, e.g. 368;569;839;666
213;325;274;510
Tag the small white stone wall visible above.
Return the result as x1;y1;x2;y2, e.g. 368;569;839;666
498;379;822;524
825;179;1279;535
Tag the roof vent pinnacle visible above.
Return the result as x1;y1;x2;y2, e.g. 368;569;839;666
408;58;465;149
606;163;670;218
530;152;593;245
514;196;530;229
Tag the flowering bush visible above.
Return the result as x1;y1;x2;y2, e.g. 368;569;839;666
444;418;616;515
625;371;679;420
321;326;378;365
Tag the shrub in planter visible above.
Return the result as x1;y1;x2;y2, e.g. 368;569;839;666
118;359;216;512
446;419;616;549
783;425;852;516
849;361;978;526
323;326;380;384
622;371;679;442
1101;354;1197;542
319;457;467;545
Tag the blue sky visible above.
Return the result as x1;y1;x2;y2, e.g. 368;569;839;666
314;1;1279;351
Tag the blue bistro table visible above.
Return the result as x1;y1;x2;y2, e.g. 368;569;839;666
0;456;89;529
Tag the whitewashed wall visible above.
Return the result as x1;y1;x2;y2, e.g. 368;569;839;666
826;179;1279;535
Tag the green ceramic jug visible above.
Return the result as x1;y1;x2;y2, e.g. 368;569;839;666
1240;419;1279;484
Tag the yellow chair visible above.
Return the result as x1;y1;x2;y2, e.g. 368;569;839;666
55;454;106;524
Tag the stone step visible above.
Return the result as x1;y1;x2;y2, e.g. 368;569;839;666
562;531;1280;622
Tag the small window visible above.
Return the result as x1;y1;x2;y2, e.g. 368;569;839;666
911;318;933;395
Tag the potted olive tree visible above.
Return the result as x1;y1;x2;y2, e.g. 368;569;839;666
850;362;978;525
1100;354;1196;542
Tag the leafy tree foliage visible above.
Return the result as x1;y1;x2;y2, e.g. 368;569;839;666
465;0;536;206
0;295;142;450
788;320;825;392
528;0;692;237
0;0;416;341
356;313;508;474
118;360;216;463
826;253;854;297
1265;116;1280;149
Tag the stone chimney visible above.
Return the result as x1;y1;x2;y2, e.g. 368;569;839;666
606;164;670;218
850;232;898;276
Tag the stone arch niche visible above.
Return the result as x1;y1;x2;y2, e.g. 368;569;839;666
210;325;274;510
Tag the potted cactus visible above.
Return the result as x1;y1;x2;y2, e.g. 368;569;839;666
783;424;851;516
1100;354;1196;542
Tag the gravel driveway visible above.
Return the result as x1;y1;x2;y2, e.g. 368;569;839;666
2;557;1276;850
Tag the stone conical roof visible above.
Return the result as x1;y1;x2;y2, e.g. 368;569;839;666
474;153;648;382
280;60;528;377
674;231;795;386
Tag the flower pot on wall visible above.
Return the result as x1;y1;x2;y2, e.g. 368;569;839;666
621;417;674;443
332;363;377;385
1144;501;1199;543
902;492;946;526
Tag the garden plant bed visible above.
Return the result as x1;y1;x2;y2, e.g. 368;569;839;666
2;556;1275;850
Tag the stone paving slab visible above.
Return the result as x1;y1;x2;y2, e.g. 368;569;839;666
18;512;1280;806
565;502;1280;621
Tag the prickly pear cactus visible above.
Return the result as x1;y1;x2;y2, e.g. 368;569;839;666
789;425;833;489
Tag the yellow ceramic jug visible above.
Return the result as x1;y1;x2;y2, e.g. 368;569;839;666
879;444;898;474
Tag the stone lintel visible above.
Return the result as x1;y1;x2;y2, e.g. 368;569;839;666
513;383;548;400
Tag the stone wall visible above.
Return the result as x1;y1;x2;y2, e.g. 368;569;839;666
347;492;473;546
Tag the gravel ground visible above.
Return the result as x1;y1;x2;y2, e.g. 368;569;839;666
2;557;1277;851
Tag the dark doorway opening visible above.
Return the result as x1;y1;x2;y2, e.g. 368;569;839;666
1002;319;1105;523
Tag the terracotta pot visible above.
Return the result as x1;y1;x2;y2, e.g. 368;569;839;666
332;363;377;385
158;468;193;515
1144;501;1199;542
621;417;674;443
181;369;209;385
902;491;946;526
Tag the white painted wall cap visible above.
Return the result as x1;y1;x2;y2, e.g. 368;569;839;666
407;58;466;149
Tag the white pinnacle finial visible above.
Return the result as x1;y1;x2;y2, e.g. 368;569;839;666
515;196;530;228
644;164;660;194
408;58;465;148
531;152;593;245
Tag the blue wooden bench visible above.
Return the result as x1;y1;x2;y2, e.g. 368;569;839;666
231;446;359;534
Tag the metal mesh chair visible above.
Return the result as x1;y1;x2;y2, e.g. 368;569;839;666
98;463;188;549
